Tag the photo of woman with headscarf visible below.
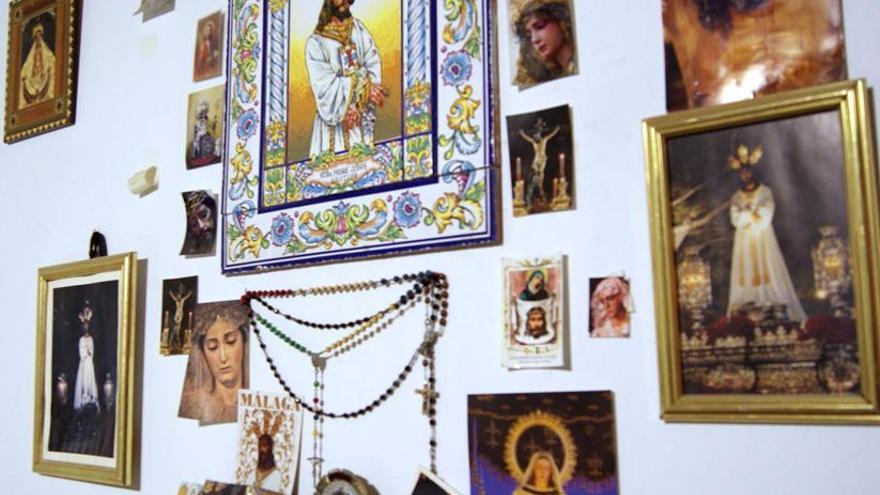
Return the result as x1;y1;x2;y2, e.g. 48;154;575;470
178;301;249;425
589;277;634;338
510;0;578;89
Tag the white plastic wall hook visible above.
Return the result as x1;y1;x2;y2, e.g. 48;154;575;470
127;166;158;196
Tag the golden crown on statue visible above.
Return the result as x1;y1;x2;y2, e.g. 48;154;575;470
727;144;763;170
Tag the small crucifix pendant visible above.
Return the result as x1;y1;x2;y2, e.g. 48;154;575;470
415;385;439;416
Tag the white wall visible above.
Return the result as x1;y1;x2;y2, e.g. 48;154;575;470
2;1;880;493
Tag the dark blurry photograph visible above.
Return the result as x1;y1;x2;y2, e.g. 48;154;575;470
410;466;459;494
663;0;846;111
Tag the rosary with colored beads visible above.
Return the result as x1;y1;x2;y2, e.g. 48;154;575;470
241;271;449;485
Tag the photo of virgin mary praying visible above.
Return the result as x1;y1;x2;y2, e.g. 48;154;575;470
668;110;860;395
47;281;119;458
178;301;250;425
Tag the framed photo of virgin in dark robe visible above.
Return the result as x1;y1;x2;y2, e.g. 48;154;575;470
644;80;880;424
33;253;138;486
4;0;82;143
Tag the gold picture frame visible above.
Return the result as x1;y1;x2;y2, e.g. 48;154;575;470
643;80;880;424
33;253;138;485
4;0;82;143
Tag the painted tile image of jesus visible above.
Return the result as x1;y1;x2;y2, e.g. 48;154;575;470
288;0;403;163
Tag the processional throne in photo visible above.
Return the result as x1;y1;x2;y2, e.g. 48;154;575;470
673;143;859;395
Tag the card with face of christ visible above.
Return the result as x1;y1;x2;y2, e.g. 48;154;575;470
502;254;567;369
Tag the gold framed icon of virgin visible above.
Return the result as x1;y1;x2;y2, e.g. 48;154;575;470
5;0;81;143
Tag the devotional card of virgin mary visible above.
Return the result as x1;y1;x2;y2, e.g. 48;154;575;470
5;0;82;143
468;391;619;494
502;254;567;370
507;0;579;89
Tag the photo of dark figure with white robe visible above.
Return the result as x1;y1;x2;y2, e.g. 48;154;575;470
47;281;118;458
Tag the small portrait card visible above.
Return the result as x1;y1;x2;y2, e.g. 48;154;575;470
506;105;574;217
193;11;224;81
502;254;566;369
180;190;218;256
186;85;225;168
160;276;198;355
235;391;303;495
588;276;633;338
507;0;579;89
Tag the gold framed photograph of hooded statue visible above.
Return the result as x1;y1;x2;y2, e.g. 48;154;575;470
32;253;138;486
644;79;880;424
4;0;82;143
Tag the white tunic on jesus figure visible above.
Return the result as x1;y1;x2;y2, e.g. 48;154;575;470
305;16;382;157
726;183;806;322
74;333;100;411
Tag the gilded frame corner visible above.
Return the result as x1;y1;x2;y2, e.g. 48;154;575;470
4;0;82;143
33;252;137;486
643;79;880;424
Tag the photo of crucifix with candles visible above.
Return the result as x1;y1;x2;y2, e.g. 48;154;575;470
507;105;575;217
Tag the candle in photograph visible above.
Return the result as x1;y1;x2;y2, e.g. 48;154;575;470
516;157;522;181
559;153;566;179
